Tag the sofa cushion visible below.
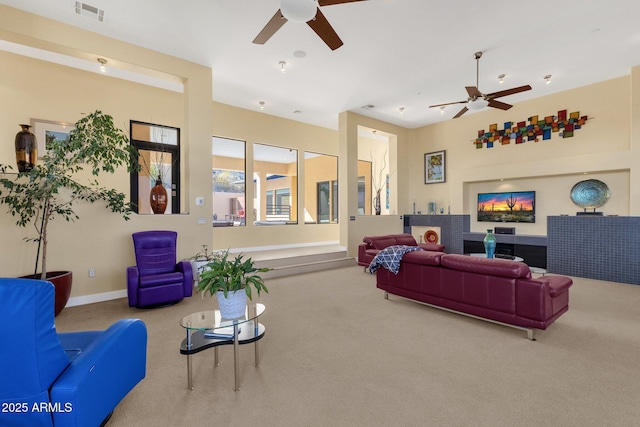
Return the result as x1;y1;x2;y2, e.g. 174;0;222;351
371;238;398;250
392;234;418;246
441;254;531;279
139;271;185;288
418;242;446;252
400;250;443;266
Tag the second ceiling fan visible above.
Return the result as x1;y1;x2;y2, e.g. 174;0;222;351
252;0;367;51
430;51;532;119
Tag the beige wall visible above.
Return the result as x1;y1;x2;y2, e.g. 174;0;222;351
339;112;409;257
0;6;212;301
409;76;635;234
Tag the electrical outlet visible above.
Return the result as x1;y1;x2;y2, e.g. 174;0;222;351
88;268;96;278
197;217;207;225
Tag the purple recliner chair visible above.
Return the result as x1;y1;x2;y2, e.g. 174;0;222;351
127;230;193;308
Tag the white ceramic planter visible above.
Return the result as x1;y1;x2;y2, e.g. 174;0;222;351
191;260;210;285
215;290;247;319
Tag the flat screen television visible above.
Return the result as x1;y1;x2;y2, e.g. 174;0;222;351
477;191;535;223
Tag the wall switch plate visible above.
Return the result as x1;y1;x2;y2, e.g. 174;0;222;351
88;268;96;278
197;217;207;225
195;197;204;206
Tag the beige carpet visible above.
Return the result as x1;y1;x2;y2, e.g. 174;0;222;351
55;266;640;427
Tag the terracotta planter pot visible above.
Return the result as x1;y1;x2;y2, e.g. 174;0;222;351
21;271;72;317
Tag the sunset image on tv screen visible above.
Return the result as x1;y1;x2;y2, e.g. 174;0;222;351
477;191;535;223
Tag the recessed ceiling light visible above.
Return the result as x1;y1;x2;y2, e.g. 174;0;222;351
293;110;302;114
293;50;306;58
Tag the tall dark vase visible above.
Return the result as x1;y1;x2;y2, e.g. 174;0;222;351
150;176;168;214
374;189;381;215
15;124;37;172
483;229;496;259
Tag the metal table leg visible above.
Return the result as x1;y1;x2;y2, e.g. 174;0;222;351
233;322;240;391
186;322;194;390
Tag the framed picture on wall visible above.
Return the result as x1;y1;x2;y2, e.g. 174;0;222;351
30;118;74;159
425;150;446;184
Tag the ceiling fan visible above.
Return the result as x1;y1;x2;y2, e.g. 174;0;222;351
252;0;367;51
429;51;532;119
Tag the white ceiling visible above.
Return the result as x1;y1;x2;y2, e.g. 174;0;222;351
2;0;640;130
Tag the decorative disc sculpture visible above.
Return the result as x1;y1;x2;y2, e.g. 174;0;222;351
570;179;610;213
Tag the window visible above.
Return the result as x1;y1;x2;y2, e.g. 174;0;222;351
254;144;298;225
212;137;246;227
130;121;180;214
304;152;338;224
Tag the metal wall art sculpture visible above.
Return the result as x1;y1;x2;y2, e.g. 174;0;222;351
474;109;588;149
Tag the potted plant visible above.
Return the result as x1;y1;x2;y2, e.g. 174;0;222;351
0;110;138;315
188;244;218;284
197;249;270;319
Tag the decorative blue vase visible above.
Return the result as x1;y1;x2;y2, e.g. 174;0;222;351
483;229;496;259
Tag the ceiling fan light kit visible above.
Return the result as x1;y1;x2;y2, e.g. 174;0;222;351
468;98;489;110
429;51;532;119
253;0;367;51
280;0;317;23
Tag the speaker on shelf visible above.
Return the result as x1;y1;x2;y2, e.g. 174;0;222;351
494;227;515;235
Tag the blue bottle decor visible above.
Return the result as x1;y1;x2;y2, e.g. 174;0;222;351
483;229;496;259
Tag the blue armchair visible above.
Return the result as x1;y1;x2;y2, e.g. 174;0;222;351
127;230;193;308
0;278;147;427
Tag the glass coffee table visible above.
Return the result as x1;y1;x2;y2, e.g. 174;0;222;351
469;253;524;262
179;303;265;391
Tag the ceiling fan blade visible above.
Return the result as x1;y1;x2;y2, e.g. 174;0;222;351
487;99;513;110
453;107;469;119
429;100;467;108
319;0;368;5
252;10;287;45
486;85;532;99
307;8;343;50
465;86;482;98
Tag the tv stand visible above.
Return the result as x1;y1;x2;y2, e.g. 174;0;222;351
462;232;547;268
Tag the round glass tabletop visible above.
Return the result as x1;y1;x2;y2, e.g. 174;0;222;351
180;303;265;330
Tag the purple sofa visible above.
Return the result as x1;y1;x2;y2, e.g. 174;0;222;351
375;251;572;339
127;230;193;308
358;233;445;268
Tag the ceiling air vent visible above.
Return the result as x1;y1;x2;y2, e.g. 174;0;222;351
75;2;105;22
361;104;375;110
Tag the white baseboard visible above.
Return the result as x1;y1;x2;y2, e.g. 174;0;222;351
66;289;127;307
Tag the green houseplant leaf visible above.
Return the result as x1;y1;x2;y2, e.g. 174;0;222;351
197;249;270;300
0;110;139;279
